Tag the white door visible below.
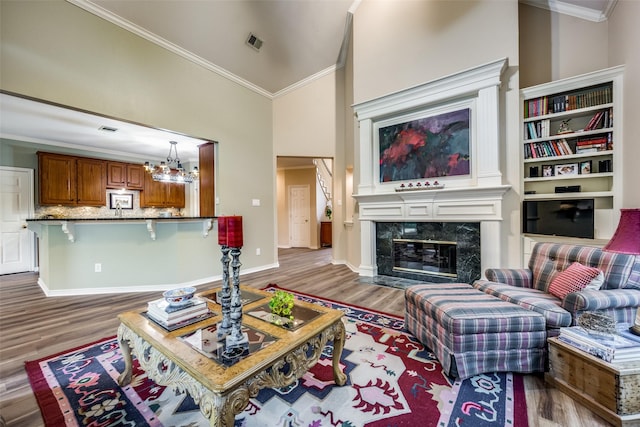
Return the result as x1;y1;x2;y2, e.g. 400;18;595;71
0;167;35;274
289;185;310;248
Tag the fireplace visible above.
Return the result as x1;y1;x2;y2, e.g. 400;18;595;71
353;59;510;280
377;222;480;284
393;239;457;278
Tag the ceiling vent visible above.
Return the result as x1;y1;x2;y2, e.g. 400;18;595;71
246;33;263;51
98;125;118;132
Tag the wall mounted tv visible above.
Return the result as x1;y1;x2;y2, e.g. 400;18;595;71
523;199;594;239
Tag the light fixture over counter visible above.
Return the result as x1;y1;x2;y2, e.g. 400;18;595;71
144;141;199;184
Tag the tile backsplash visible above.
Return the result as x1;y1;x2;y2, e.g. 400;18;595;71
35;190;183;219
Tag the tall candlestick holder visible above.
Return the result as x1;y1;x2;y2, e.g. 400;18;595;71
224;246;249;352
216;245;232;340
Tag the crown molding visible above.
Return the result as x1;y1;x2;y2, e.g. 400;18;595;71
521;0;617;22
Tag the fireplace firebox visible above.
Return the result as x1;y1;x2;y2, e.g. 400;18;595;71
376;222;480;284
393;239;457;278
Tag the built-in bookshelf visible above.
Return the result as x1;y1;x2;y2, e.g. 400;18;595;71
520;66;624;241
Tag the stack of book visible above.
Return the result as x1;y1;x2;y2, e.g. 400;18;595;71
147;297;210;330
558;325;640;363
575;133;611;154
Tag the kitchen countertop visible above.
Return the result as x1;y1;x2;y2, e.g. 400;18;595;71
27;216;217;221
26;216;218;241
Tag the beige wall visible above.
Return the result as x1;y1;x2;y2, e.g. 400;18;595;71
352;0;519;104
519;3;552;87
609;0;640;207
273;73;337;158
551;11;609;80
1;0;275;273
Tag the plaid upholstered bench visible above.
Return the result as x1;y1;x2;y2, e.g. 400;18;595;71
405;283;547;379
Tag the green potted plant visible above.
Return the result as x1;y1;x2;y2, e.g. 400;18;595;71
269;290;295;321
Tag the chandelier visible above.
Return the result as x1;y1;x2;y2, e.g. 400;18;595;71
144;141;198;184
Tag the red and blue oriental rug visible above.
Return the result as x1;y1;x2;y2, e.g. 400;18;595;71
25;285;528;426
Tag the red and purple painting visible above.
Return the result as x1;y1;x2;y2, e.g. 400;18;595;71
379;108;470;182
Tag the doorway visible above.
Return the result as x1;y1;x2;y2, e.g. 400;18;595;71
276;156;332;249
0;167;36;274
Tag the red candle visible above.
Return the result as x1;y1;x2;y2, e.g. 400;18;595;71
226;216;243;248
218;217;228;246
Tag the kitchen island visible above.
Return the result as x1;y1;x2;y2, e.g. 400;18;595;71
27;216;221;295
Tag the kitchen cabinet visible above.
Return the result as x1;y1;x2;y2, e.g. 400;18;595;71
38;152;106;206
106;162;144;190
140;172;185;208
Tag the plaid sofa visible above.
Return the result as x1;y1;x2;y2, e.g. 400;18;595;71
473;243;640;336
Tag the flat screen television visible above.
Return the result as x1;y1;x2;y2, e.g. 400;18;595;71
523;199;594;239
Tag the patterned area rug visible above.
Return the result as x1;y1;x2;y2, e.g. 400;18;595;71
25;285;528;426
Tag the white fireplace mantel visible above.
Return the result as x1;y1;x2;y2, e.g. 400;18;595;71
352;58;511;278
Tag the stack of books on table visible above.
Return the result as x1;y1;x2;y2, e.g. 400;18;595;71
558;325;640;363
146;297;211;331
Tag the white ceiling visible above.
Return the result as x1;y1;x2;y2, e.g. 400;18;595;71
0;0;616;163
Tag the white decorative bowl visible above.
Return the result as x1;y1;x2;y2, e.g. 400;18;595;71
163;287;196;307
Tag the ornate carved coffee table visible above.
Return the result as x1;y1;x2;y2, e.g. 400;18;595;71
117;286;346;427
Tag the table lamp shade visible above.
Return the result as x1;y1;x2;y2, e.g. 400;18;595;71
603;209;640;254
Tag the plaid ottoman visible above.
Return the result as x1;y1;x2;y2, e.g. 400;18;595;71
405;283;547;379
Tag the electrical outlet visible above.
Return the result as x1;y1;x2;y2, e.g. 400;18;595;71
95;263;102;273
256;248;261;256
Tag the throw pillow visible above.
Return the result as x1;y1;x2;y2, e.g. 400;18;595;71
549;262;602;299
585;270;605;290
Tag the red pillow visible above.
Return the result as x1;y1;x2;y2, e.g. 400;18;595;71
548;262;602;299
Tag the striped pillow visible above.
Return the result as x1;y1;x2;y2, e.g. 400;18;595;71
549;262;602;299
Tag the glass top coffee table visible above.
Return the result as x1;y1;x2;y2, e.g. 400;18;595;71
117;285;346;427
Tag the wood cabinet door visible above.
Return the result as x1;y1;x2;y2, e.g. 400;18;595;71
38;152;77;205
166;182;186;208
76;158;106;206
140;172;167;207
106;162;127;188
199;142;215;216
107;162;144;190
126;164;145;190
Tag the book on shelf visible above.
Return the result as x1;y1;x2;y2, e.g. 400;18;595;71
525;85;612;118
147;297;208;321
558;325;640;363
584;111;604;131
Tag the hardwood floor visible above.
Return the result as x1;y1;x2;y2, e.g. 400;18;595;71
0;248;612;426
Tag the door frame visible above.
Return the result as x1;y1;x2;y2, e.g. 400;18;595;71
0;166;37;274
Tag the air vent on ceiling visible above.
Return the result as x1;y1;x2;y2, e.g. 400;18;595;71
246;33;263;51
98;125;118;132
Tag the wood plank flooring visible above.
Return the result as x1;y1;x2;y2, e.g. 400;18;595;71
0;248;612;426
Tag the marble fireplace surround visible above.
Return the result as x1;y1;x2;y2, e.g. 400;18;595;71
353;58;511;278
